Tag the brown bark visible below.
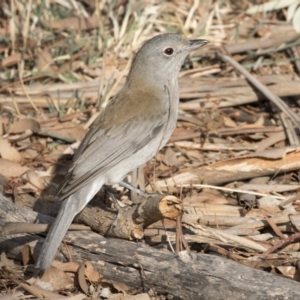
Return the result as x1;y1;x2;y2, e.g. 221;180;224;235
2;190;182;240
1;194;300;299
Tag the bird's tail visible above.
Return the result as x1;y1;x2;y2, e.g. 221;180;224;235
35;194;81;271
36;178;104;271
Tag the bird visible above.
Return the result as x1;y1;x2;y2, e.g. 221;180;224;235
35;33;208;271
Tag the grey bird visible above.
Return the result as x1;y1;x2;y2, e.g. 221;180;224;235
35;33;208;271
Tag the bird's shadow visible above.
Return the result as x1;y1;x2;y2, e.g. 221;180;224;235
36;150;116;216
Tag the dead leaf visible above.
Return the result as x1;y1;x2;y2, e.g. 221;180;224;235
76;261;102;294
290;214;300;232
109;291;150;300
78;261;89;294
223;116;237;127
109;281;130;294
63;141;81;155
255;131;286;152
183;189;229;205
101;278;130;294
155;163;174;178
8;130;34;144
66;294;87;300
276;266;296;278
43;121;87;141
39;266;73;291
253;116;264;126
52;261;80;272
0;252;16;268
49;15;100;30
238;183;300;193
1;52;32;68
0;137;22;163
21;281;67;299
9;169;47;196
162;147;179;166
22;169;47;191
8;118;40;134
37;48;56;73
84;260;101;282
0;158;29;178
186;150;203;161
21;245;34;266
21;148;39;160
0;291;26;299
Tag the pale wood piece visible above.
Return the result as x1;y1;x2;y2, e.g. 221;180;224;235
148;148;300;192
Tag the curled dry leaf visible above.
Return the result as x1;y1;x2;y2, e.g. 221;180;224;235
110;281;130;295
21;245;34;266
0;137;22;163
52;260;80;273
84;260;101;283
77;261;89;294
77;260;102;294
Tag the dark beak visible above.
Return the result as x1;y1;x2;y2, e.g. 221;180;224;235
188;39;209;51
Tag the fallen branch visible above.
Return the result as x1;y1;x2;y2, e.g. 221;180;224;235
1;194;300;299
1;191;182;240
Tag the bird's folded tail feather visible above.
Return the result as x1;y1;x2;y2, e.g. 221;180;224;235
35;194;80;271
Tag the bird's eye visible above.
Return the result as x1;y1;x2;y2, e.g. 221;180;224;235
164;47;174;55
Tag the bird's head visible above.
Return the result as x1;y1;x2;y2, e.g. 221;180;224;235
127;33;209;86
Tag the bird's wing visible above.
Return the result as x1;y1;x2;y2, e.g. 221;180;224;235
56;90;168;200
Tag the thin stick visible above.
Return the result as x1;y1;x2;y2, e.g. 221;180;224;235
221;55;300;129
181;184;286;200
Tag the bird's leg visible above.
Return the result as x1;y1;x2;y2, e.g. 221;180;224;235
106;189;122;211
105;184;144;235
106;190;122;231
119;181;149;198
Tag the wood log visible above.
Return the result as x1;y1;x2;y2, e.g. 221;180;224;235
1;189;182;240
1;194;300;299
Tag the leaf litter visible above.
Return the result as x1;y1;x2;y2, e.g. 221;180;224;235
1;0;300;298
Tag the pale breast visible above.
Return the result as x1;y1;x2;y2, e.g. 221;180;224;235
105;80;180;185
159;80;179;148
